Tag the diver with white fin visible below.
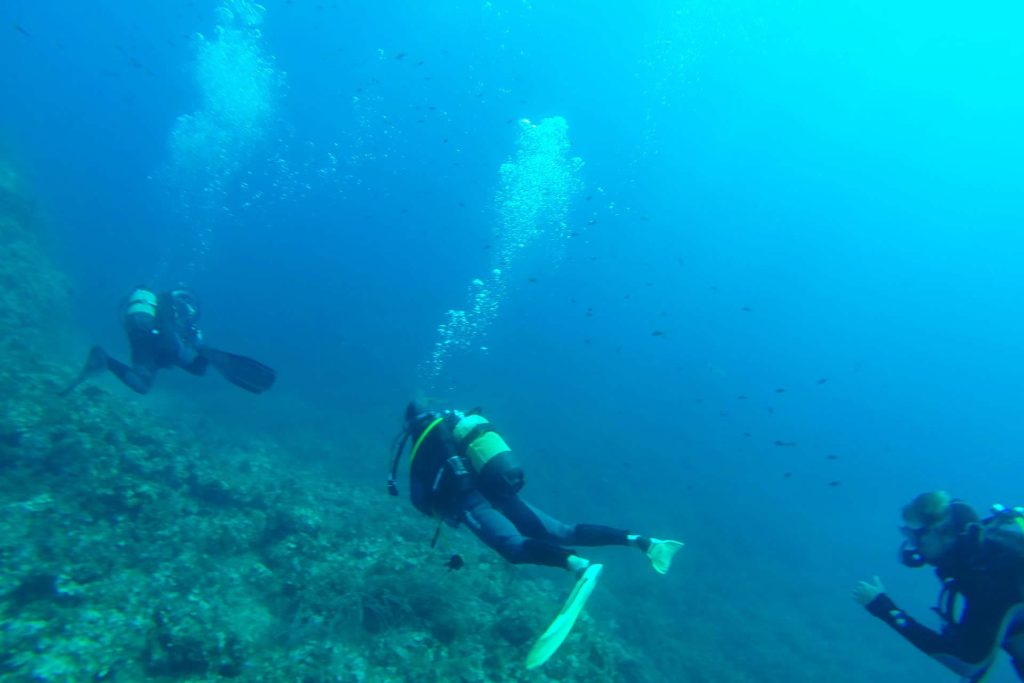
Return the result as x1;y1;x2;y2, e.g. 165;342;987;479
389;402;684;668
61;287;275;396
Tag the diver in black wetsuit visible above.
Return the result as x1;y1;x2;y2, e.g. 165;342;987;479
61;288;275;396
854;491;1024;682
388;403;683;576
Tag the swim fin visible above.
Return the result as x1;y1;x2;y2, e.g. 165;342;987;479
525;563;603;669
58;346;108;396
200;347;276;394
647;539;684;574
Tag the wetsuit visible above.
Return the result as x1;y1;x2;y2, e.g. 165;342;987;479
107;291;206;394
867;529;1024;681
405;409;635;568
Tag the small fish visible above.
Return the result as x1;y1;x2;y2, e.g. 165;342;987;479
774;440;798;447
737;395;747;400
395;52;406;60
825;454;839;460
828;481;842;487
775;388;786;393
783;472;793;478
742;306;753;312
14;23;31;38
527;277;538;283
817;378;828;384
586;218;597;226
742;432;751;437
651;330;667;337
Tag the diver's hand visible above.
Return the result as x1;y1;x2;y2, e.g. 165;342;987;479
852;575;885;605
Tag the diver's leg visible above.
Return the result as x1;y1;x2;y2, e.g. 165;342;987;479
501;498;683;573
58;346;110;395
106;357;155;394
460;492;572;568
497;497;630;546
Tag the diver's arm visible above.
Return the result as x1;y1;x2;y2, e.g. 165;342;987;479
867;593;1002;672
866;593;947;653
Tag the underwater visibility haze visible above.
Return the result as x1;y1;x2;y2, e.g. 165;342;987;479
1;0;1023;681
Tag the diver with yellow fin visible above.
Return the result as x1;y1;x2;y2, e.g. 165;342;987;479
389;403;684;668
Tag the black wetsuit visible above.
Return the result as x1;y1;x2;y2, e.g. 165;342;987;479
107;291;207;394
867;529;1024;681
405;410;635;568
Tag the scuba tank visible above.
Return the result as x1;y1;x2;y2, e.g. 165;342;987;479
450;412;524;498
124;288;158;336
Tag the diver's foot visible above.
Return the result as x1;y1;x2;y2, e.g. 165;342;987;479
58;346;108;396
566;554;592;577
646;538;684;574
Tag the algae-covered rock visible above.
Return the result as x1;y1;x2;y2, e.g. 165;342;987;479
0;152;71;362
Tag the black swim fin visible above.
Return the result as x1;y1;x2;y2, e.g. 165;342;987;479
200;347;276;394
59;346;109;396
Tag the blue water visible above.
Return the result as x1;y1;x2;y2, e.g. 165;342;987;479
3;1;1023;680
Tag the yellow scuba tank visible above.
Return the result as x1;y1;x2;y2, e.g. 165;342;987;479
125;288;158;334
126;289;157;317
452;413;524;497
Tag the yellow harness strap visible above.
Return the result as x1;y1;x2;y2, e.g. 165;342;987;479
408;416;444;472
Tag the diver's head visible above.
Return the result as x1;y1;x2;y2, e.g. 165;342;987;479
405;401;423;424
899;491;978;567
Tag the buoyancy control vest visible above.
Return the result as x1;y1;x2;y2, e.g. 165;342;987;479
934;505;1024;626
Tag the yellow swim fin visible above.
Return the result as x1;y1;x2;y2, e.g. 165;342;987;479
525;563;603;669
647;539;684;574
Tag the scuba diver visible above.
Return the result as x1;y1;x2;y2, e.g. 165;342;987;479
388;403;684;668
61;287;275;396
853;491;1024;682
